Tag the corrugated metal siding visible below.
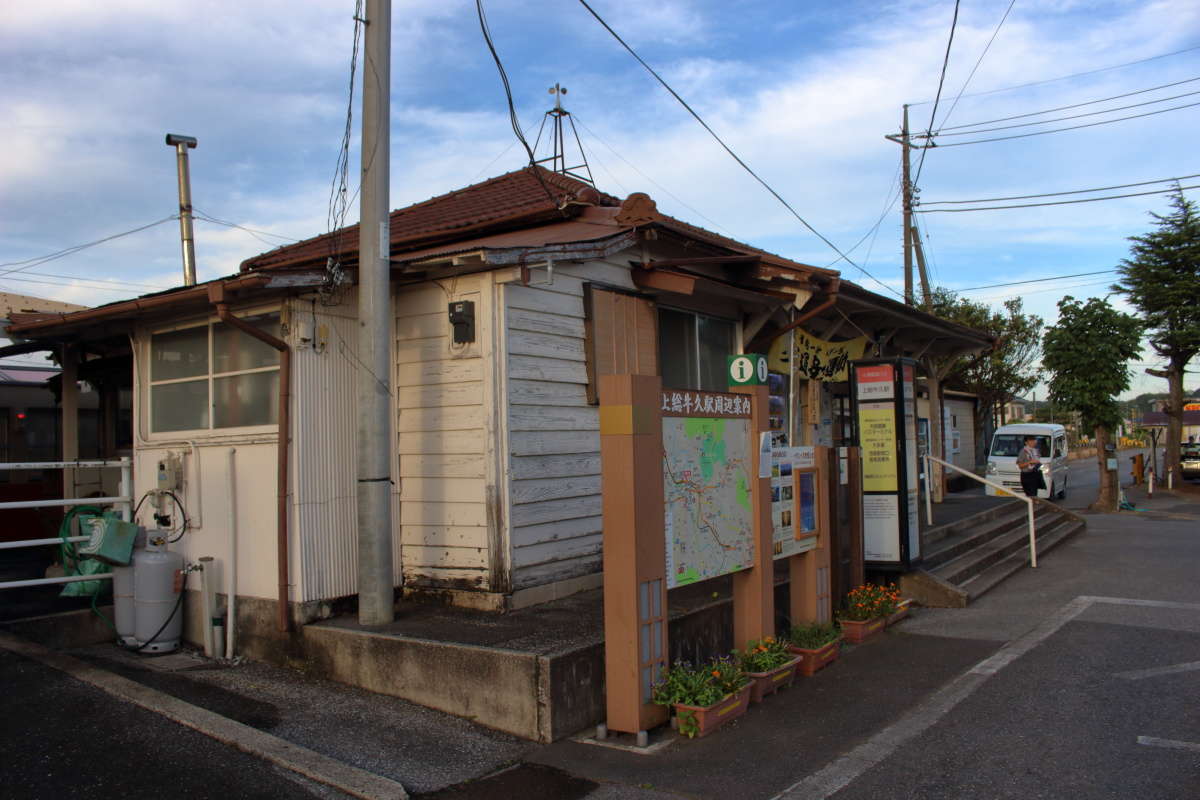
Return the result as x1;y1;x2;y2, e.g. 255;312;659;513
504;260;637;590
292;300;361;602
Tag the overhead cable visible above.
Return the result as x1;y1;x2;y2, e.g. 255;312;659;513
935;0;1017;133
917;183;1200;212
476;0;562;211
575;0;905;299
921;173;1200;206
926;100;1200;147
913;0;961;188
936;75;1200;132
0;216;178;279
954;269;1118;292
908;43;1200;106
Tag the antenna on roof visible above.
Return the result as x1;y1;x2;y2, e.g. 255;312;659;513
532;84;595;185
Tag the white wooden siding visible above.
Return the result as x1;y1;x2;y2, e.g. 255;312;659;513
394;278;495;591
503;260;637;590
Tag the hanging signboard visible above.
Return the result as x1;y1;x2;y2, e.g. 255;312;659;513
768;329;870;382
851;358;921;570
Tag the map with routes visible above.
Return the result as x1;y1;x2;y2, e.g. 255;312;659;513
662;416;755;588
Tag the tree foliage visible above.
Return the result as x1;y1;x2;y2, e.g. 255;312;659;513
1112;188;1200;368
1042;296;1143;431
932;289;1042;411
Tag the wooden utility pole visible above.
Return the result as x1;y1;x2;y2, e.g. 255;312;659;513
357;0;395;626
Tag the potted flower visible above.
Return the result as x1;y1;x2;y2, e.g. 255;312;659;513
878;583;911;626
786;623;842;676
737;637;801;703
652;657;750;738
838;583;888;643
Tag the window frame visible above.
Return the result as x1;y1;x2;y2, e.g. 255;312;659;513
657;305;739;392
144;307;283;438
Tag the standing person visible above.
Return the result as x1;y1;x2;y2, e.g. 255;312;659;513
1017;435;1043;498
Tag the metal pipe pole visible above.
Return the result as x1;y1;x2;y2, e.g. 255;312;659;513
357;0;396;626
165;134;198;286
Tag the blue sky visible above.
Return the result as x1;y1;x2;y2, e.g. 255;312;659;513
1;0;1197;396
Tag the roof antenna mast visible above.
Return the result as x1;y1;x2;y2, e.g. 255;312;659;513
533;84;595;185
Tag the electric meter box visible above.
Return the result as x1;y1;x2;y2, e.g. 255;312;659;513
157;453;182;491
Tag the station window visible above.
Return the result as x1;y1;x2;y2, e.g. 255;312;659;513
658;308;735;391
149;312;280;433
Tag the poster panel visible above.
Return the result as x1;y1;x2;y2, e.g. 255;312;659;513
858;403;898;492
862;494;900;561
770;446;818;559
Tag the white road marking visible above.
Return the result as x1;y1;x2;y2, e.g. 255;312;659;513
1137;736;1200;753
770;596;1200;800
1115;661;1200;680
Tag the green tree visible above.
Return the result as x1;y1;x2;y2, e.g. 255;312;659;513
932;289;1043;467
1112;188;1200;482
1042;296;1143;511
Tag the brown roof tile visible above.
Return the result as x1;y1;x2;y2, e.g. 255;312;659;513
241;166;619;272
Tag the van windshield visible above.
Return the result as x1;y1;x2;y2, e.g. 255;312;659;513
991;434;1049;457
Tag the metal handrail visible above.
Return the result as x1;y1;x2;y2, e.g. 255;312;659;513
0;457;132;590
924;454;1037;568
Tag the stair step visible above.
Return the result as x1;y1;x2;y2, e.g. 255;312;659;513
960;518;1086;601
921;506;1056;568
921;500;1023;549
932;513;1074;586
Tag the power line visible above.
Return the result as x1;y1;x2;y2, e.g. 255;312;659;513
192;210;300;246
935;0;1017;133
913;0;960;189
921;173;1200;206
0;216;178;279
575;0;905;300
476;0;562;212
924;88;1200;138
908;44;1200;106
917;183;1200;212
572;115;736;238
935;75;1200;132
955;269;1118;292
326;0;364;271
927;100;1200;147
17;270;169;291
0;274;155;295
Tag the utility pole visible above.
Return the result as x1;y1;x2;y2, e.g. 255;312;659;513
357;0;395;626
901;105;914;306
165;133;198;286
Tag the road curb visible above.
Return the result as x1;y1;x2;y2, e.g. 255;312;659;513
0;632;408;800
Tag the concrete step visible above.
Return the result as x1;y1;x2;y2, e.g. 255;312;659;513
925;505;1062;581
921;500;1022;550
922;504;1059;571
958;516;1087;601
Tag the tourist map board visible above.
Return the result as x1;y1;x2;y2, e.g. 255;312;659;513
661;390;755;588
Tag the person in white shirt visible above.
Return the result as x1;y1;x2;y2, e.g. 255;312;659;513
1016;435;1043;498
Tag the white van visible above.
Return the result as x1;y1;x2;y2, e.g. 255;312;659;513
985;423;1069;500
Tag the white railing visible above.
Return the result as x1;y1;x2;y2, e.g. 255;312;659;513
924;454;1037;568
0;457;133;589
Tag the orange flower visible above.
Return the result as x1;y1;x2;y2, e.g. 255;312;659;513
712;670;721;677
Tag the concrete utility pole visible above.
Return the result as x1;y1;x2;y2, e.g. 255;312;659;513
165;133;198;286
357;0;395;626
901;106;914;306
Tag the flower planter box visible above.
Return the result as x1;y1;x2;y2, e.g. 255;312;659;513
886;599;912;627
745;656;802;703
788;636;842;677
840;617;885;644
674;684;752;738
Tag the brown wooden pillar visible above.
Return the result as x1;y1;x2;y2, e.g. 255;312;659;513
731;382;774;647
599;373;669;736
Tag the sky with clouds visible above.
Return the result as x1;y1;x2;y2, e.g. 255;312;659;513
2;0;1197;397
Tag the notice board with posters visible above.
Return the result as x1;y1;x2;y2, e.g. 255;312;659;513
850;358;921;570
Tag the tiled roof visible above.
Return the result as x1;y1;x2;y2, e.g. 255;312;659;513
241;166;620;272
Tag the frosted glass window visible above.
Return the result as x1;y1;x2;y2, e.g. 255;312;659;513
658;308;735;392
214;373;279;428
640;623;650;660
639;580;650;621
650;579;662;618
697;316;734;391
152;380;208;432
149;309;281;433
151;326;208;381
213;314;280;373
